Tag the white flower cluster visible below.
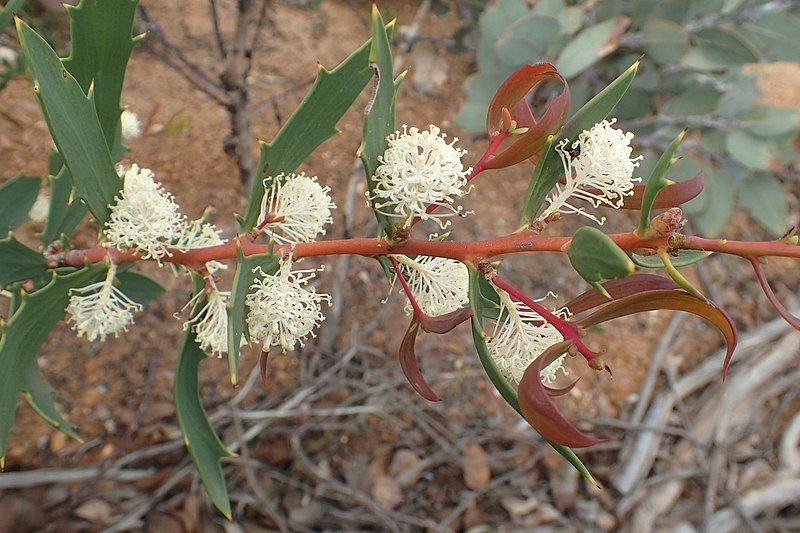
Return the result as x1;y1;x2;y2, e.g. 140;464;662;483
121;109;142;140
540;119;642;225
104;164;185;262
183;278;230;357
486;284;570;385
373;125;471;228
67;262;142;342
245;258;330;352
258;173;336;243
392;254;468;317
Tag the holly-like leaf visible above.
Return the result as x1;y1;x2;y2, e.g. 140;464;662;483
0;174;40;233
16;18;120;223
226;244;278;385
175;322;234;519
23;361;82;443
399;320;441;402
240;24;393;230
518;341;604;448
466;265;598;484
0;0;24;30
359;6;402;238
62;0;139;154
0;234;48;287
576;289;738;377
40;165;86;245
636;130;685;236
0;263;106;463
566;227;635;297
116;270;165;307
520;60;639;225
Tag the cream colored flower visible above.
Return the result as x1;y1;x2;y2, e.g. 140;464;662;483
245;257;330;351
486;284;570;385
183;278;230;356
258;173;336;244
392;254;468;316
372;125;471;228
121;109;142;140
67;262;142;342
540;119;642;225
104;164;185;262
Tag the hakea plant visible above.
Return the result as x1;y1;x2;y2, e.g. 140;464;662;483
1;3;799;518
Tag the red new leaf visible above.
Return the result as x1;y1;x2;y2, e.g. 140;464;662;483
747;256;800;330
484;63;570;170
621;172;705;210
518;341;605;448
399;320;441;402
420;308;473;334
576;289;738;377
566;274;680;315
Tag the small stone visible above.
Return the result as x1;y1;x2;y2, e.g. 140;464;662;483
371;475;403;510
463;443;491;489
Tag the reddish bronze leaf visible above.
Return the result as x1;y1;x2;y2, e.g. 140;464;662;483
420;308;473;334
518;341;605;448
747;256;800;330
259;350;269;390
399;320;441;402
576;289;738;377
484;64;570;169
566;274;679;315
620;172;704;210
544;377;581;398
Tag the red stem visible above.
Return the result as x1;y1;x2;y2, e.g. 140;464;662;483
488;273;598;364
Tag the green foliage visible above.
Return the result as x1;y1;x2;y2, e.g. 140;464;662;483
62;0;139;156
226;246;278;385
0;234;48;286
637;130;685;235
16;18;120;223
40;165;86;244
116;270;166;307
359;6;402;239
240;29;386;230
0;263;106;462
461;0;800;235
466;264;597;485
175;285;234;518
0;0;24;31
566;227;635;297
0;173;40;233
631;249;711;268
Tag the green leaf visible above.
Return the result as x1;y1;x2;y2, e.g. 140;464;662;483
479;0;530;42
642;19;689;64
62;0;139;153
0;263;106;463
741;106;800;138
359;6;402;239
739;173;789;234
637;130;685;235
682;27;759;71
466;265;597;485
226;245;278;385
0;174;40;233
23;360;82;443
725;130;779;171
566;227;635;297
631;249;711;268
240;27;390;231
741;12;800;61
0;234;48;287
556;17;628;78
661;85;721;116
520;61;639;225
16;18;120;223
0;0;24;30
685;165;734;237
40;165;87;244
175;320;234;519
116;270;165;307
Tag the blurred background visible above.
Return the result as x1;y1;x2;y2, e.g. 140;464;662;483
0;0;799;530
